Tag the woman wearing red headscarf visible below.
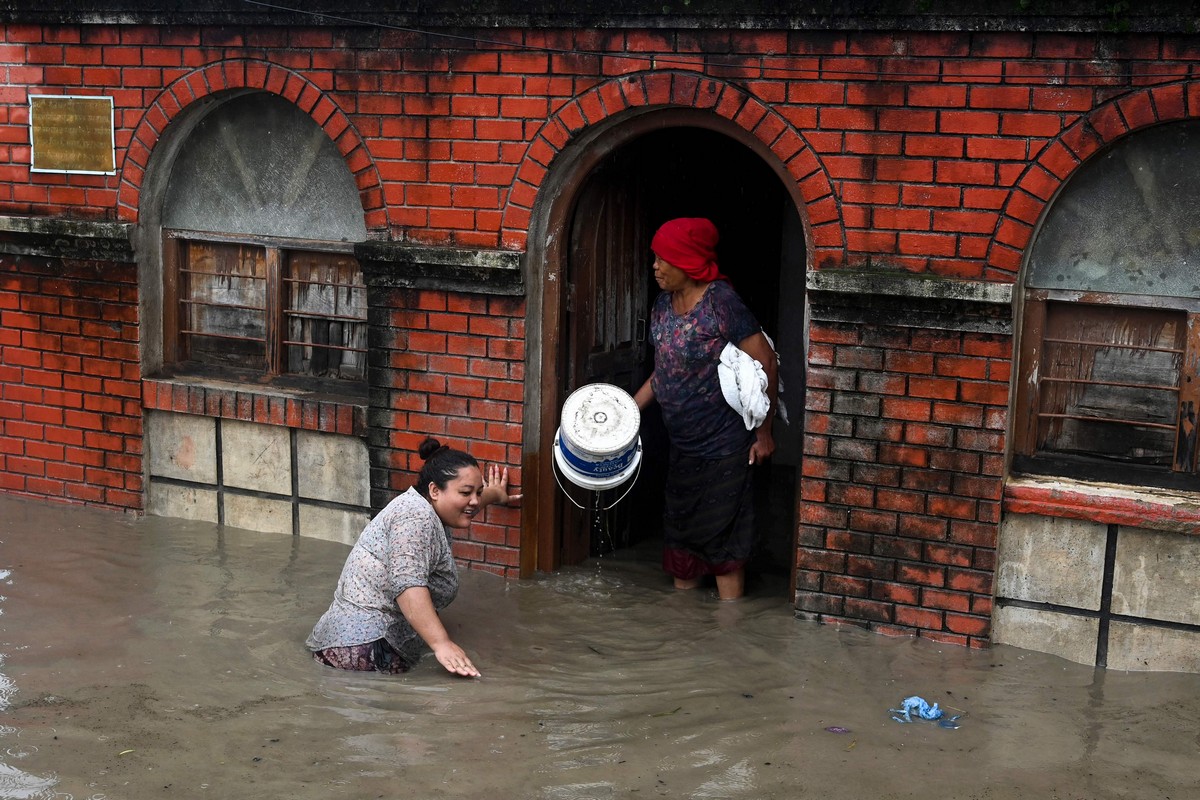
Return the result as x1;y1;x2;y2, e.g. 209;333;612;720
633;217;777;601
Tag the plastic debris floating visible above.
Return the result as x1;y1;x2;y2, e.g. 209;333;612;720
889;695;960;727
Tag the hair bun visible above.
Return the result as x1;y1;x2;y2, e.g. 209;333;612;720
418;437;443;460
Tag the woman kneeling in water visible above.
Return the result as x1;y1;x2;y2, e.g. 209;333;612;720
307;437;520;677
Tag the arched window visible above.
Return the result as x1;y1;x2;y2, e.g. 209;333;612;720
1014;120;1200;490
158;93;368;390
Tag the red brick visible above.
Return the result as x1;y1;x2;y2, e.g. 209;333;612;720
876;488;924;514
847;554;896;579
931;402;983;427
922;588;971;613
927;495;977;521
873;206;932;231
885;351;934;374
881;397;932;422
871;581;919;604
940;109;1000;135
969;85;1031;110
947;568;993;594
908;84;966;108
795;591;845;616
932;355;985;380
878;108;937;132
825;574;870;597
936;160;997;186
950;521;998;549
844;597;893;623
902;184;962;208
828;437;878;462
848;509;898;535
955;428;1004;453
920;630;968;647
924;542;973;567
952;474;1002;501
897;561;946;586
944;613;989;637
908;376;958;401
895;605;943;629
876;158;935;183
959;381;1008;405
901;515;949;540
798;547;847;573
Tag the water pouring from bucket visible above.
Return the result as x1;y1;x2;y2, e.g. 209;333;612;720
553;383;642;509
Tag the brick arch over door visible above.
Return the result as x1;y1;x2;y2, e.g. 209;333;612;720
500;69;844;267
514;70;822;575
116;59;387;231
989;80;1200;280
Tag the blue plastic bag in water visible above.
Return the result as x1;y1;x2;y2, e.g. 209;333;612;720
890;695;943;723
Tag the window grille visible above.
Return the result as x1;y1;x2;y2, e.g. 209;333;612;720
164;231;367;388
1014;296;1200;488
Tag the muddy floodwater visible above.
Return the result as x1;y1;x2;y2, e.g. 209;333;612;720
1;495;1198;800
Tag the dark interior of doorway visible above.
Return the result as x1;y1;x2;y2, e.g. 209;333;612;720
562;125;802;587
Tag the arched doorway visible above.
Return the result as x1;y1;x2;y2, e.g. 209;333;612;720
527;109;808;594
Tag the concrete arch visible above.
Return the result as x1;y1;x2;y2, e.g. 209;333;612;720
990;80;1200;280
117;58;387;231
501;69;844;266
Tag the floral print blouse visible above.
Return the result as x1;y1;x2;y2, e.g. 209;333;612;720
306;487;459;663
649;279;762;459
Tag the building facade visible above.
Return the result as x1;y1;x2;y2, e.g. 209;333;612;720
3;1;1200;671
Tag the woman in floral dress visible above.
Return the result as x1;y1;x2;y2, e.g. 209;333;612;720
633;218;777;601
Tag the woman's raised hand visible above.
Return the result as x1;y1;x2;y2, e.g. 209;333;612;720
482;463;522;507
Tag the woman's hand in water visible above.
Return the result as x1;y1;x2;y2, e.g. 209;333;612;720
481;463;522;507
433;641;481;677
397;587;480;677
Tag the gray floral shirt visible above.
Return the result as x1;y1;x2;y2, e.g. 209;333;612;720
306;487;459;663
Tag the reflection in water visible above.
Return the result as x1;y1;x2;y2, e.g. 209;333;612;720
0;763;59;800
1;494;1199;800
1;577;62;800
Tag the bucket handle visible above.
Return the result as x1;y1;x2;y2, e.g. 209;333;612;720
552;445;642;511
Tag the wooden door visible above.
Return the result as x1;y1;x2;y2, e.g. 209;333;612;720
559;152;654;564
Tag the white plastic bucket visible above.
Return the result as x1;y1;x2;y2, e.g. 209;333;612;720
554;383;642;491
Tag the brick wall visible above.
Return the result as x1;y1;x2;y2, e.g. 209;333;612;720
0;255;142;507
798;317;1010;648
367;287;526;578
1;25;1185;259
3;15;1200;631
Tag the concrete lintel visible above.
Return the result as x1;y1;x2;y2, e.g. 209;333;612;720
806;268;1015;306
357;241;524;297
0;214;136;262
808;302;1013;335
806;270;1014;334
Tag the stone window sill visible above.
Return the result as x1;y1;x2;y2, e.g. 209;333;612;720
1004;475;1200;535
142;375;366;437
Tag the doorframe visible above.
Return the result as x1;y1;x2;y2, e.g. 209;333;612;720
520;107;813;577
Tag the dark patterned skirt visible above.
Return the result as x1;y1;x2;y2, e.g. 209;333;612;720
312;639;411;674
661;448;755;580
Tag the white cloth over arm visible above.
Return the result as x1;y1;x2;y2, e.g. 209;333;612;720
718;342;771;430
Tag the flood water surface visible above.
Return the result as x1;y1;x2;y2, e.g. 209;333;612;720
1;495;1197;799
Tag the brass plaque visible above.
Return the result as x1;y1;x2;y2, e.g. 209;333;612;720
30;95;115;174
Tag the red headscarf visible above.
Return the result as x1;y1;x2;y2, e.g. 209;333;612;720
650;217;727;283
